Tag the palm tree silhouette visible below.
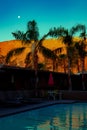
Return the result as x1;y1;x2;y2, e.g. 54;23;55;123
75;25;87;90
49;24;85;91
5;20;57;96
6;20;56;69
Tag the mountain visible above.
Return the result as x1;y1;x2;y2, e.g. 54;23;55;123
0;39;65;67
0;39;65;54
0;38;87;73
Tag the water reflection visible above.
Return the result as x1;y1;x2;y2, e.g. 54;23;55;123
0;103;87;130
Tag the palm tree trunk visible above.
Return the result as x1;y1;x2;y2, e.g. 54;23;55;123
82;58;85;90
35;70;38;97
68;59;72;91
67;47;72;91
52;59;55;72
63;59;67;73
77;59;80;72
34;50;38;96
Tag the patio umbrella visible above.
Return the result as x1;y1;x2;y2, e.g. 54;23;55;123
48;73;54;87
48;73;56;100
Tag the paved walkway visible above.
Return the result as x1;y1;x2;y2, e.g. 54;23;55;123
0;100;77;118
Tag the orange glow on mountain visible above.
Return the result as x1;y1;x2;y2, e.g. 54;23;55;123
0;39;65;66
0;38;87;73
0;39;65;55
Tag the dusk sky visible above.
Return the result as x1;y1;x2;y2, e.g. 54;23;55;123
0;0;87;42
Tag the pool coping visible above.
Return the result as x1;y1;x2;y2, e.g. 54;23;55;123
0;100;78;118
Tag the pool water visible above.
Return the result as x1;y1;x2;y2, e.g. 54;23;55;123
0;103;87;130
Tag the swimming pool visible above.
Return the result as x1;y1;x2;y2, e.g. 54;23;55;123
0;103;87;130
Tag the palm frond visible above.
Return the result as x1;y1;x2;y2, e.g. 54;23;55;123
49;27;68;37
75;41;87;58
70;24;86;36
25;52;32;65
63;35;73;46
21;33;31;45
27;20;39;41
14;47;25;55
39;46;57;59
49;27;58;37
12;31;24;40
59;54;67;59
6;47;25;63
36;32;50;48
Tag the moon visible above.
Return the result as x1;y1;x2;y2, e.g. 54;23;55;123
18;16;21;19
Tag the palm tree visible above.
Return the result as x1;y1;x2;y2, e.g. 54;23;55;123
52;47;64;72
5;20;57;96
49;24;85;91
58;54;67;73
6;20;56;68
71;46;81;73
75;26;87;90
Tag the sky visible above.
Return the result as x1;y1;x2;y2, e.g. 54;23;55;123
0;0;87;42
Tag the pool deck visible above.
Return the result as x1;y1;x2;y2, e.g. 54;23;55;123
0;100;77;118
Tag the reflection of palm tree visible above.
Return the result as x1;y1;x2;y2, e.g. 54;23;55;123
49;24;85;91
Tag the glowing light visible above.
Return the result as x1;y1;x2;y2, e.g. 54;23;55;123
18;16;21;19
